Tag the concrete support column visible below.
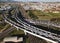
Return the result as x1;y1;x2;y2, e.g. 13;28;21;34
24;30;27;35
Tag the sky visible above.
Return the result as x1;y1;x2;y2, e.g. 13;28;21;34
0;0;60;2
14;0;60;2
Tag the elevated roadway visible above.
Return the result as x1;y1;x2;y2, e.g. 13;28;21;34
2;6;60;43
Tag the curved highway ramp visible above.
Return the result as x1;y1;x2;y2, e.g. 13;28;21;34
2;7;60;43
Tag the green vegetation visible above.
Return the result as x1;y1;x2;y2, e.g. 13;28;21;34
46;12;60;18
27;10;38;20
26;38;30;43
0;14;6;30
10;29;24;35
0;15;3;20
11;9;16;15
27;10;60;20
27;10;60;31
0;24;6;30
0;24;11;32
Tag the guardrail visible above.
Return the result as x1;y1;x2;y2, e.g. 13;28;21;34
2;7;60;43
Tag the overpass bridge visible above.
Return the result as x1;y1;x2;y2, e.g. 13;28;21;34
1;6;60;43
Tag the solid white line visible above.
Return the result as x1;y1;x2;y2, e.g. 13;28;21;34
5;20;58;43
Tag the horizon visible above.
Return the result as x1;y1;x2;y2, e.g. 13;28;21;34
14;0;60;2
0;0;60;2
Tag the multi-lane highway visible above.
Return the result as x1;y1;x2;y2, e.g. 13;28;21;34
2;6;60;43
15;9;60;43
25;19;60;28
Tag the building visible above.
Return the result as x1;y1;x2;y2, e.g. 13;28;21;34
3;36;24;43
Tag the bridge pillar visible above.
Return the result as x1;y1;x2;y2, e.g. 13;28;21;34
17;28;19;31
10;24;13;26
24;30;27;35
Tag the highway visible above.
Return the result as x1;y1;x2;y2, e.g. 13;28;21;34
14;9;60;43
0;27;15;39
2;7;60;43
25;19;60;28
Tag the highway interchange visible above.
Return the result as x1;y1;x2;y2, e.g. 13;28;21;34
1;6;60;43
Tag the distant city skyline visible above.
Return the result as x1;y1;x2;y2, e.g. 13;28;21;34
0;0;60;2
14;0;60;2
